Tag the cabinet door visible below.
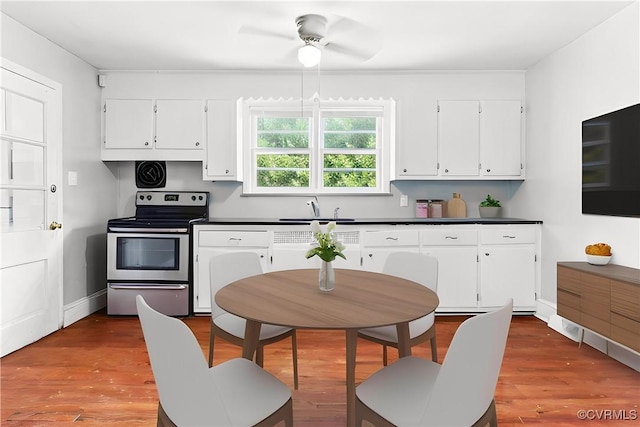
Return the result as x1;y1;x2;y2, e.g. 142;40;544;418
204;99;237;180
421;246;478;310
437;100;479;176
155;100;204;150
479;244;536;309
480;100;522;177
104;99;153;149
395;102;438;178
194;247;269;313
361;248;420;273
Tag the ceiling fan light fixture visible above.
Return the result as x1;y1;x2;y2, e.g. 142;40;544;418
298;43;321;67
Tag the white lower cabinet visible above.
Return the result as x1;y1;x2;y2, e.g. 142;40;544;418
478;227;537;310
193;223;539;314
270;228;361;271
193;229;269;313
420;228;478;311
361;229;420;272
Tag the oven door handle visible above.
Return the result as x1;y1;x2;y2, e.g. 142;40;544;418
108;284;188;290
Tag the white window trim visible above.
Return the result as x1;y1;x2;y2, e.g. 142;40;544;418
239;97;395;195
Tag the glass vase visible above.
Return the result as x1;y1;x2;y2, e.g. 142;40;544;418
318;261;335;292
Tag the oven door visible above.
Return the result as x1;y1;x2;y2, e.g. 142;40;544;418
107;232;189;282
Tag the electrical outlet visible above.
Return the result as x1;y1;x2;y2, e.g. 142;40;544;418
400;194;409;207
68;171;78;186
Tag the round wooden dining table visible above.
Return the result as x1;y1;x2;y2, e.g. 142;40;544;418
215;268;439;427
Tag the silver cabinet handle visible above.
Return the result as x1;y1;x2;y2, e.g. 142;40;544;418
109;284;187;290
502;235;516;239
445;236;458;240
385;237;399;241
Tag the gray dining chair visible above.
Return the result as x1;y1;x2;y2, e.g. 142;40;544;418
209;251;299;389
136;295;293;427
355;299;513;427
358;252;439;364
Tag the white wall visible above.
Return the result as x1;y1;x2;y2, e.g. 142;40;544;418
1;14;118;308
520;2;640;305
102;71;526;220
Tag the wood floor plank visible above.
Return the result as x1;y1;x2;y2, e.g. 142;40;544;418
1;312;638;426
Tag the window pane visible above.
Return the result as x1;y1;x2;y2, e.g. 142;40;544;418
258;170;310;187
257;117;309;148
323;154;376;188
257;154;310;188
323;171;377;188
323;117;376;149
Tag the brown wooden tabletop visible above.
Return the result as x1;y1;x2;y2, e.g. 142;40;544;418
216;268;439;427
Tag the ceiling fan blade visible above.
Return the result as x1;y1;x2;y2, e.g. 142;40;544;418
238;25;296;41
323;41;378;62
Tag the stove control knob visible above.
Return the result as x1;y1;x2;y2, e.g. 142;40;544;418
147;195;152;200
192;195;196;201
139;195;144;200
199;195;203;200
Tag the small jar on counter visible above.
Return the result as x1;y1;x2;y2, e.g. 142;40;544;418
429;200;445;218
416;200;430;218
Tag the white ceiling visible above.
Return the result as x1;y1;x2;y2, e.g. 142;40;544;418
1;0;634;71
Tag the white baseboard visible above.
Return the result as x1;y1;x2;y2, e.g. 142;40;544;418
534;298;556;323
63;289;107;327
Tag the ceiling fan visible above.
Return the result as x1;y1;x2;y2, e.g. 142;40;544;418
239;13;380;68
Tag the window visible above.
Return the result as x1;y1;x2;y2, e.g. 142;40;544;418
240;98;394;194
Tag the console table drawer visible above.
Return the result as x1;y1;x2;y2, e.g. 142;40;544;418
557;289;580;322
557;266;582;294
611;313;640;352
611;280;640;322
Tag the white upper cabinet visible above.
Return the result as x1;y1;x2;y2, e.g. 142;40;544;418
432;99;523;179
479;100;523;177
155;99;204;150
102;98;204;161
203;99;237;181
104;99;153;150
393;101;438;179
438;100;480;177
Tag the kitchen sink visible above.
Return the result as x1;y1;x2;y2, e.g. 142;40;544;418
278;218;356;222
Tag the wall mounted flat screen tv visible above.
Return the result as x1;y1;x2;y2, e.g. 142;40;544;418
582;103;640;217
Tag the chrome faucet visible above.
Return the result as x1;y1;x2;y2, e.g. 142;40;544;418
307;196;320;218
333;207;340;220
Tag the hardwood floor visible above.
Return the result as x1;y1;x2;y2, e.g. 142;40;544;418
1;311;638;426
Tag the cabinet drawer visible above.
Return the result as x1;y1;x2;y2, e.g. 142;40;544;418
557;265;582;294
199;230;269;247
611;280;640;322
557;289;581;323
480;227;536;244
611;313;640;352
362;230;419;247
421;229;477;246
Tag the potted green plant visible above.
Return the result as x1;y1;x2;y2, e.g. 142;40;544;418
479;194;502;218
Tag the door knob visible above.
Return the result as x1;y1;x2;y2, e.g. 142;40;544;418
49;221;62;230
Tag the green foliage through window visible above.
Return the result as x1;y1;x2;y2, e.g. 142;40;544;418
247;103;389;193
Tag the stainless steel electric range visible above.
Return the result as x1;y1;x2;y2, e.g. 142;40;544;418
106;191;209;316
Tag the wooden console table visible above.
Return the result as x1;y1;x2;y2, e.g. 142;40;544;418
557;262;640;353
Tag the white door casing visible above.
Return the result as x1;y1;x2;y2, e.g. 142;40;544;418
0;59;63;357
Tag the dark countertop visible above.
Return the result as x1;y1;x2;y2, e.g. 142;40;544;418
195;218;542;226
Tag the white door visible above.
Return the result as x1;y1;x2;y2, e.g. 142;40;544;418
0;61;63;357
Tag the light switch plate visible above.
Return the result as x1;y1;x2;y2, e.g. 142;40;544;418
400;194;409;207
